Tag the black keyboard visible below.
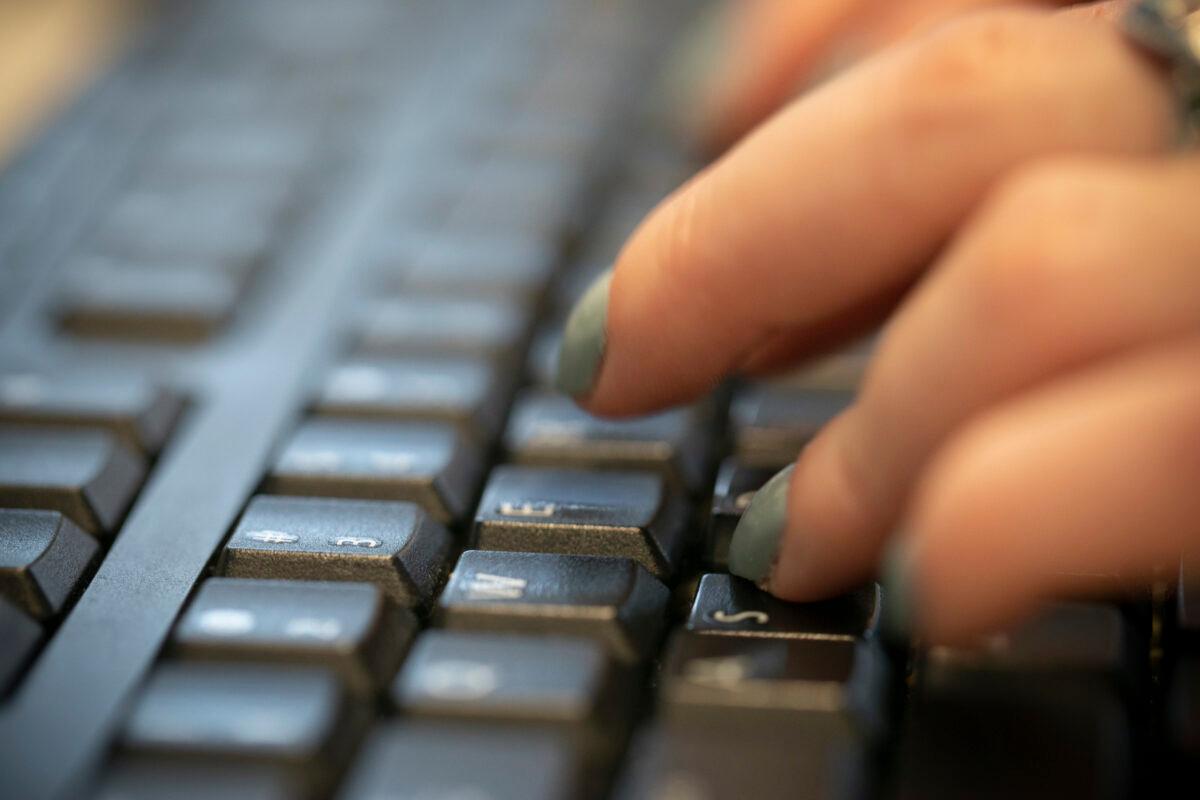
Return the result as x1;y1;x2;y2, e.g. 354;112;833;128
0;2;1196;798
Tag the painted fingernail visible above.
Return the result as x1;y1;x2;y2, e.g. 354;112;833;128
555;269;613;399
728;465;796;585
878;537;917;646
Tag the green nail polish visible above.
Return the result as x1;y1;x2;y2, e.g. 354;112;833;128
728;465;795;585
555;269;612;398
878;537;917;646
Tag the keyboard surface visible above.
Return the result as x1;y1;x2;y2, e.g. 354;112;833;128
0;1;1196;799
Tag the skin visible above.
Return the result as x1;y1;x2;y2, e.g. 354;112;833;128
563;0;1200;643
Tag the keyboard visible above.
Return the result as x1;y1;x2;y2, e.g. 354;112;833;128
0;1;1196;798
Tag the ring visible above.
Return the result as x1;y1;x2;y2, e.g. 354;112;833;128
1122;0;1200;144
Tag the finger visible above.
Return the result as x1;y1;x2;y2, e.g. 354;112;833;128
691;0;867;153
695;0;1077;152
556;7;1174;416
888;335;1200;643
750;155;1200;598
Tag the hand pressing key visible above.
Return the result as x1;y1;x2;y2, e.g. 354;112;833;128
555;1;1200;644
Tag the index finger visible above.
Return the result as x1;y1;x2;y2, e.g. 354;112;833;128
556;7;1172;418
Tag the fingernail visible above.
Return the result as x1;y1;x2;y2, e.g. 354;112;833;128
555;269;613;399
729;465;796;585
878;536;917;646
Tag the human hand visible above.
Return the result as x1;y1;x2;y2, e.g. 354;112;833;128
556;1;1195;643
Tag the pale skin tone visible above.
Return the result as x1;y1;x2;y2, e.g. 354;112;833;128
576;0;1200;643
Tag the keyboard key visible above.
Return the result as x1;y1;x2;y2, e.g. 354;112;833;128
392;631;618;734
924;602;1132;684
315;356;509;442
57;263;242;342
0;426;146;536
121;663;362;785
0;598;42;695
339;722;579;800
659;633;888;736
1167;654;1200;763
0;370;183;454
380;233;558;302
357;296;530;365
615;725;867;800
504;392;711;491
0;509;98;619
893;675;1129;800
173;578;415;693
437;550;669;662
525;328;561;387
96;760;295;800
473;466;690;579
264;419;483;523
730;387;852;468
219;496;452;609
686;574;880;641
707;459;777;568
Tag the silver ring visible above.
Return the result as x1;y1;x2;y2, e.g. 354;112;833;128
1122;0;1200;144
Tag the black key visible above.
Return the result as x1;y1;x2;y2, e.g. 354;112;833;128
0;509;98;619
96;760;295;800
1167;654;1200;763
0;426;146;537
379;233;557;302
730;386;852;468
893;676;1129;800
315;356;509;441
356;296;530;365
615;725;867;800
686;574;879;641
437;550;669;662
121;663;362;785
174;578;415;693
264;419;483;523
219;496;452;609
923;601;1131;684
0;598;42;695
708;459;791;568
504;391;711;491
0;370;183;454
57;263;242;342
660;633;887;736
473;466;690;579
392;631;619;736
339;722;579;800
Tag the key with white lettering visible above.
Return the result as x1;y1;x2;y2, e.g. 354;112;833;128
437;550;669;662
391;631;622;749
173;578;414;692
264;419;483;523
687;574;880;641
660;632;888;736
473;466;690;579
504;391;711;491
120;663;362;792
339;722;579;800
218;496;452;609
315;356;510;442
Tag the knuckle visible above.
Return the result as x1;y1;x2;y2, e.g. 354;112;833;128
959;162;1117;336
